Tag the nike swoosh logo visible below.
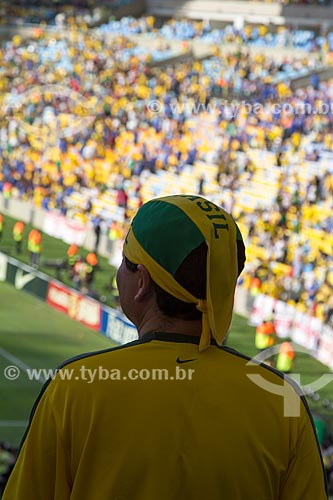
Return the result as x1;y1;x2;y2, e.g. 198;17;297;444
15;270;35;290
176;357;197;364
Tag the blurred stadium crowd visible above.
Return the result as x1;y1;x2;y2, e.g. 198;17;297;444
2;15;333;327
2;3;333;494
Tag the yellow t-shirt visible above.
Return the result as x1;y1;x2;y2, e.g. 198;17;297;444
3;333;328;500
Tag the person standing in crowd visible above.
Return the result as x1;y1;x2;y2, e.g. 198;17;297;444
2;182;12;210
3;195;327;500
71;257;88;292
276;341;295;373
85;252;98;290
27;229;42;269
93;217;101;253
67;244;80;278
255;316;278;360
116;187;128;210
0;214;3;243
110;272;120;308
12;221;25;254
246;272;262;310
107;220;120;255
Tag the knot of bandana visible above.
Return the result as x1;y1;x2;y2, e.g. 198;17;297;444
123;195;244;351
196;299;207;314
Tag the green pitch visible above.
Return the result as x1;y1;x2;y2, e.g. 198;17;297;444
1;282;332;446
0;281;114;445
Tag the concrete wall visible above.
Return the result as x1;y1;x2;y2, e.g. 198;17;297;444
292;66;333;90
146;0;333;28
113;0;146;19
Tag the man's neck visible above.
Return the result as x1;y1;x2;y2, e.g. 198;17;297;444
138;318;202;338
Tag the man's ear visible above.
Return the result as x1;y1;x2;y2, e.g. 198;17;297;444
134;264;153;301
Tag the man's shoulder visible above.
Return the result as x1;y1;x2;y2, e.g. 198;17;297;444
57;338;146;371
220;345;303;395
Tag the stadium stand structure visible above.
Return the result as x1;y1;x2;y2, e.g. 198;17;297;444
146;0;333;29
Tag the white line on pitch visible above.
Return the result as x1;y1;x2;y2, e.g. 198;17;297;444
0;346;45;383
0;347;32;371
0;421;28;427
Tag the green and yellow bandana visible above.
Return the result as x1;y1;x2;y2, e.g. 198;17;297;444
123;195;244;351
